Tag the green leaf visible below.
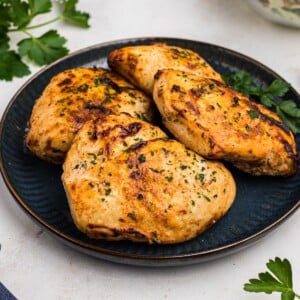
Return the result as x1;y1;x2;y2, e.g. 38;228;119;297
62;0;90;28
260;93;275;108
277;107;300;134
0;49;30;81
0;26;9;51
267;258;293;288
29;0;52;17
8;0;30;28
266;79;290;97
0;4;11;26
278;100;300;118
244;258;297;299
249;110;259;119
18;30;69;66
282;291;296;300
225;70;300;134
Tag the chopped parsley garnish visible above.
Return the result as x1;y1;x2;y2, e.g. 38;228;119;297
224;70;300;134
104;188;111;196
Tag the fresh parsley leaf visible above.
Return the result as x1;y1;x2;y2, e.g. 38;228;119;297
0;49;30;80
0;0;90;81
224;70;300;134
249;110;259;119
8;0;30;28
223;70;254;97
0;4;11;27
244;257;300;299
267;79;291;98
29;0;52;17
62;0;90;28
278;100;300;118
260;93;275;108
18;30;68;65
276;107;300;134
0;26;9;51
267;257;293;288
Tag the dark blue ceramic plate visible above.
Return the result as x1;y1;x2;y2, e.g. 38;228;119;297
1;37;299;267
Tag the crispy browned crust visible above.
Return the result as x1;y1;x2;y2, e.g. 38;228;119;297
153;69;298;176
108;43;223;94
62;113;236;244
26;67;154;164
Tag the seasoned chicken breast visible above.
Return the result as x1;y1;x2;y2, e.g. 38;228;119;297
153;69;298;176
26;67;154;164
108;43;223;94
62;113;236;244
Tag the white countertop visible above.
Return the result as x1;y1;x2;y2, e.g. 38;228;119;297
1;1;299;299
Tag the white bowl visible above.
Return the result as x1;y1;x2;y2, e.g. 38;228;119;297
245;0;300;28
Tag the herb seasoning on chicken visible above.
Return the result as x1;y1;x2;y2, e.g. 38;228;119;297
62;113;236;244
153;69;298;176
26;67;154;164
108;43;223;94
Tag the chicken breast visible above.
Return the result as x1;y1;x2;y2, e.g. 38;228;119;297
108;43;223;94
26;67;154;164
62;113;236;244
153;69;298;176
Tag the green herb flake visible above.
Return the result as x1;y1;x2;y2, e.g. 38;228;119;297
249;110;259;119
203;194;211;202
127;211;137;221
88;182;94;188
162;148;170;155
195;173;204;181
134;112;149;122
138;154;146;163
104;188;111;196
94;77;103;86
165;176;173;182
87;152;97;164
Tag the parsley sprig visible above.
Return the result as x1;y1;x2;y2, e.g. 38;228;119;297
0;0;90;81
244;257;300;299
224;71;300;134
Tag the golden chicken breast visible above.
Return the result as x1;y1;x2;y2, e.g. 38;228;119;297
26;67;154;164
153;69;298;176
108;43;223;94
62;113;236;244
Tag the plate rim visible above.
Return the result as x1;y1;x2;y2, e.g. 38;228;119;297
1;36;300;266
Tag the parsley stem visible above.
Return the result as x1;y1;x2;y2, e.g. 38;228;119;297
21;30;35;39
9;15;63;32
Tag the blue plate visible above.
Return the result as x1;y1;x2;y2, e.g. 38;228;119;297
1;37;299;266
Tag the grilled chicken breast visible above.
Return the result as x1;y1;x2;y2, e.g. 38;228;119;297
62;113;236;244
26;68;154;164
108;43;223;94
153;69;298;176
